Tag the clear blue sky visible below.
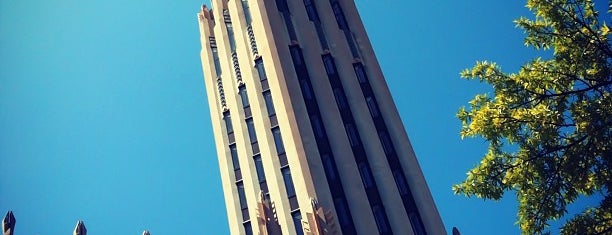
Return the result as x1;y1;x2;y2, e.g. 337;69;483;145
0;0;600;234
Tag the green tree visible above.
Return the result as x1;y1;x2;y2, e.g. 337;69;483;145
454;0;612;234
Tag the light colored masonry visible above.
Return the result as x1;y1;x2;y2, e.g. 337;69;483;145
197;0;446;234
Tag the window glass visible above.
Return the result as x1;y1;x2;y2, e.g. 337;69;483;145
292;211;304;235
263;91;275;116
241;0;252;24
237;182;247;209
332;2;348;30
358;162;374;188
322;154;337;181
322;55;336;75
272;127;285;154
310;115;325;138
212;47;222;75
393;170;409;196
345;123;360;147
239;86;249;107
409;213;426;235
303;0;319;22
334;88;348;110
244;221;253;235
366;96;380;118
300;79;313;100
281;167;296;197
230;144;240;171
255;58;267;81
223;111;233;133
254;155;266;183
246;118;257;143
226;23;236;51
334;198;351;227
290;46;303;66
373;205;390;234
379;131;394;155
354;63;367;84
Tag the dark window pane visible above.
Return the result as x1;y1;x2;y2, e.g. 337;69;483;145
237;182;247;209
358;162;374;189
212;47;222;75
230;144;240;171
263;91;275;116
244;221;253;235
409;213;426;235
345;123;360;147
310;115;325;138
331;2;348;30
255;58;267;81
282;167;296;197
322;154;337;181
246;118;257;143
292;211;304;235
224;111;233;133
272;127;285;154
303;0;319;22
379;131;394;155
366;96;380;118
254;155;266;183
241;0;252;24
322;55;336;75
373;205;391;234
300;79;313;100
334;198;351;227
354;63;367;84
333;88;348;110
393;170;409;196
239;85;249;107
226;23;236;51
290;46;303;66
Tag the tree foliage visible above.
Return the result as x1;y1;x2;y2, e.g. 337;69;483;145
454;0;612;234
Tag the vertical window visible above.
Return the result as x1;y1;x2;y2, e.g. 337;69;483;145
379;131;394;155
310;115;325;138
212;47;222;75
281;167;296;198
239;85;249;107
290;46;303;66
373;205;391;234
230;144;240;171
241;0;252;24
354;63;367;84
263;91;276;116
358;162;374;189
303;0;319;21
255;58;267;81
331;2;348;30
322;154;337;181
322;55;336;75
244;221;253;235
237;182;247;209
333;88;348;111
409;213;426;235
246;118;257;143
272;127;285;154
223;111;233;133
393;170;410;196
254;155;266;183
292;211;304;235
300;79;313;100
334;198;351;227
366;96;380;118
345;123;360;147
224;22;236;52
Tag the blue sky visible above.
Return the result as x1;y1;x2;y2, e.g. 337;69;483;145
0;0;601;234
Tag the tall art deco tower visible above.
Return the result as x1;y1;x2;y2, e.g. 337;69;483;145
197;1;445;234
